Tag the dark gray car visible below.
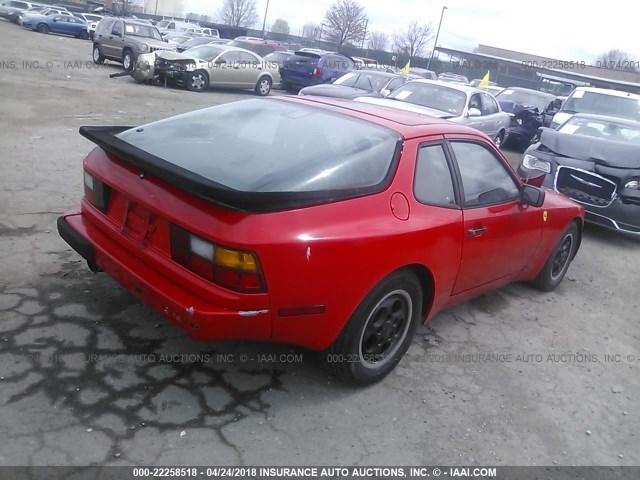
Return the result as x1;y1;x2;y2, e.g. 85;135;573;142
92;17;175;70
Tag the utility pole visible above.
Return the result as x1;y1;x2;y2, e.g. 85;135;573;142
261;0;270;39
427;6;447;71
360;19;368;49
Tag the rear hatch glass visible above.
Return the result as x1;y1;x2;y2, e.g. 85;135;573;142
81;99;401;212
284;53;320;80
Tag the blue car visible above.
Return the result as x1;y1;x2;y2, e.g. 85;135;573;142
494;87;560;149
23;13;88;39
281;50;355;92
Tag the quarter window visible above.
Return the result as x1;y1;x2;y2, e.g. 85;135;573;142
414;144;457;206
450;142;520;206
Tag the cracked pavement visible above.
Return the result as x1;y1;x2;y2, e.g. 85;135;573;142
0;20;638;467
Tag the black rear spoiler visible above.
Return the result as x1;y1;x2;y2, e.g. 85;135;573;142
79;126;401;213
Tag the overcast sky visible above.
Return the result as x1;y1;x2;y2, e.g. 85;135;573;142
185;0;640;63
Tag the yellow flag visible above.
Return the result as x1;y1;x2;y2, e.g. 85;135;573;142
478;70;490;89
400;61;410;76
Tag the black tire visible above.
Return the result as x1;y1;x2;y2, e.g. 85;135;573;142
283;81;297;94
92;44;104;65
79;30;89;40
122;50;134;72
37;23;49;34
322;270;423;385
186;70;209;92
254;76;272;96
532;222;579;292
494;130;505;149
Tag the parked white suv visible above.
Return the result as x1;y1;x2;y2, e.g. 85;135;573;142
551;87;640;128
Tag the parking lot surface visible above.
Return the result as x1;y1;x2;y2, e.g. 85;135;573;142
0;21;638;466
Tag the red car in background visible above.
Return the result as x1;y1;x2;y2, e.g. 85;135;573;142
57;97;584;385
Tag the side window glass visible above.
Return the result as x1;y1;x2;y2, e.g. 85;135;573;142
469;93;482;112
481;94;497;115
414;144;457;206
111;21;122;36
450;142;520;206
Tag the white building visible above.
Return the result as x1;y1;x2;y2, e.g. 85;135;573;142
143;0;186;18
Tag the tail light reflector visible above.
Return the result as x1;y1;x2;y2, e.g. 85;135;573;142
312;66;322;77
83;170;111;213
170;224;265;293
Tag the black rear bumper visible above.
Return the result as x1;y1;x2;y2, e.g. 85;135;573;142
57;215;99;271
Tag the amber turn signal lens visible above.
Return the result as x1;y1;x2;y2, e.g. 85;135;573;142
214;247;258;272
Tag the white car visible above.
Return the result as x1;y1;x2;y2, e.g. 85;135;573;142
550;86;640;128
0;0;44;22
355;79;512;147
18;6;70;24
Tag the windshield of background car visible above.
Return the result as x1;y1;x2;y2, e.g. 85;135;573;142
496;89;548;111
124;23;162;40
156;20;170;28
388;82;467;116
116;99;400;193
562;91;640;121
184;45;225;61
334;73;389;91
557;117;640;144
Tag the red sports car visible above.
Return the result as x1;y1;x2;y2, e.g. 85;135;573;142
57;97;584;385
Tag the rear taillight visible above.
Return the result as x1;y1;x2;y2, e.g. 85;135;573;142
312;66;322;77
83;170;111;213
170;224;265;293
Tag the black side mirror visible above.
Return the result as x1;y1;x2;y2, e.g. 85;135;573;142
521;184;545;207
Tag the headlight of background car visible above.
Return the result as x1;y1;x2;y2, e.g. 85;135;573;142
139;43;149;53
522;154;551;174
625;179;640;189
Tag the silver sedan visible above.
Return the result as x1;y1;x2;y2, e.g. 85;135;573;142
153;45;280;95
355;79;511;147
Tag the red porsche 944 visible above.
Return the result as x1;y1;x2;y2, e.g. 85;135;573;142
58;97;584;384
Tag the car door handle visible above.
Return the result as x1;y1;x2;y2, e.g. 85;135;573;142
467;226;488;237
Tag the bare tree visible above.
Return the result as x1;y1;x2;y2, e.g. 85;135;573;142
323;0;368;48
217;0;259;28
368;31;387;51
302;22;319;39
271;18;290;35
595;49;638;71
392;20;434;59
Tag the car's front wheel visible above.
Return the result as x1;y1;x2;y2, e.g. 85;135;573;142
36;23;49;34
92;45;104;64
322;270;423;385
122;50;134;71
254;76;272;96
186;70;209;92
532;222;579;292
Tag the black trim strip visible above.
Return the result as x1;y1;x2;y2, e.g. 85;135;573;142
79;125;403;213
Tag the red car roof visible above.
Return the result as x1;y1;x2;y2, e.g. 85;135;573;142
274;95;485;140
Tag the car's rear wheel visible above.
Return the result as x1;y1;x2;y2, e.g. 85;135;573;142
494;130;505;148
92;45;104;64
37;23;49;34
322;270;422;385
122;50;134;71
255;76;272;96
79;30;89;40
532;222;579;292
186;70;209;92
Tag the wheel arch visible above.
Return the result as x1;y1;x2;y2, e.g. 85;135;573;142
571;216;583;260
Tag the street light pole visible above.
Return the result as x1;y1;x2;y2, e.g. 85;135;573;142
427;6;447;71
261;0;270;39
